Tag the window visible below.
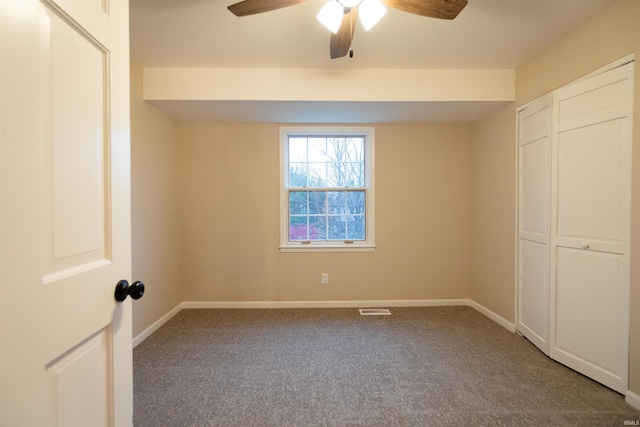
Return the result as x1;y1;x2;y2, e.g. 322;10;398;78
280;127;375;252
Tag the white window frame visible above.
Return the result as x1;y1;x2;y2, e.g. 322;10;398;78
279;126;376;253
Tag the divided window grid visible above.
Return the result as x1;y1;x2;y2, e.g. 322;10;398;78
287;135;366;242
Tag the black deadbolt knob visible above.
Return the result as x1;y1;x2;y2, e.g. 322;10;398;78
114;279;145;302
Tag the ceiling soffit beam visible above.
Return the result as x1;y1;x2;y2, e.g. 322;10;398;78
143;68;515;103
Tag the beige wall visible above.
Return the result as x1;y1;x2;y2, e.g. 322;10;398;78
469;103;516;322
179;124;471;303
130;60;184;337
470;0;640;394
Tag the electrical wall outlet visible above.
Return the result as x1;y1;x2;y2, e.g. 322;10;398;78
321;273;329;285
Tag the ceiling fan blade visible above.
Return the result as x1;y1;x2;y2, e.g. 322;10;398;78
382;0;467;20
330;8;358;59
228;0;308;16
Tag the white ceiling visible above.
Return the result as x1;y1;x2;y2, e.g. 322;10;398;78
129;0;618;123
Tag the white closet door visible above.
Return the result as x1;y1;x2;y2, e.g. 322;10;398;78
550;62;633;394
517;95;552;354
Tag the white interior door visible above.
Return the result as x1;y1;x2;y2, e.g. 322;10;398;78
0;0;133;425
517;94;552;355
550;62;633;394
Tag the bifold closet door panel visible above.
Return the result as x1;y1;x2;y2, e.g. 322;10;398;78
517;95;552;355
549;61;633;394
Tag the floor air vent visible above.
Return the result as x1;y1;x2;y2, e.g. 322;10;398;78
359;308;391;316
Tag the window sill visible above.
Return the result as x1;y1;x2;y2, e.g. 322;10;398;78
279;244;376;253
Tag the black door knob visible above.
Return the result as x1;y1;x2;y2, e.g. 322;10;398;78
129;281;145;300
115;280;145;302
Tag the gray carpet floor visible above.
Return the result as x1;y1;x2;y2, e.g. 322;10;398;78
133;306;640;426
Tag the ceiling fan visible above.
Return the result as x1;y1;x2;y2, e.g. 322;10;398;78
227;0;468;59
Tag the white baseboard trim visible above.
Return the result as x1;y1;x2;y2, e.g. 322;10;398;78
133;298;516;346
181;299;469;309
626;390;640;411
133;302;183;348
467;300;517;332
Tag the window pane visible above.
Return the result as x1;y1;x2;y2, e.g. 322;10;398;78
345;163;364;187
328;216;346;240
289;216;308;240
326;137;364;160
347;216;365;240
345;138;364;162
308;138;328;162
308;191;327;215
329;162;364;187
289;137;307;162
327;191;346;214
309;216;327;240
347;191;365;214
308;163;327;187
289;163;307;187
289;191;308;215
329;138;346;166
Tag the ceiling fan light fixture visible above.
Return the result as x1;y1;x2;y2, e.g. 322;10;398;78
358;0;386;31
317;1;344;34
